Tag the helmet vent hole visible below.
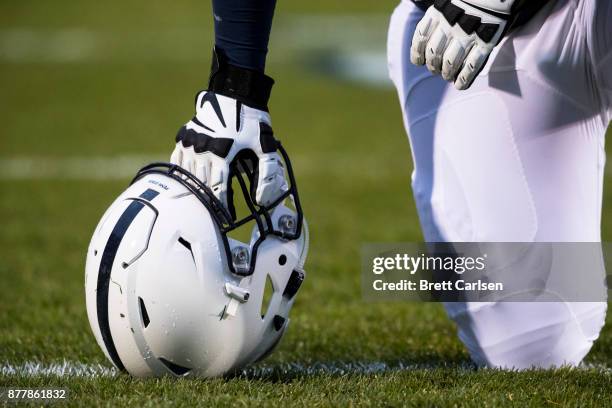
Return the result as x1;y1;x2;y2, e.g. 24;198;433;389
261;275;274;319
159;357;191;376
94;250;98;256
178;236;191;251
278;255;287;266
178;237;195;263
273;315;286;331
138;297;150;328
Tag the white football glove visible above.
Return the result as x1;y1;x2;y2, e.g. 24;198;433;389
170;90;288;215
411;0;516;90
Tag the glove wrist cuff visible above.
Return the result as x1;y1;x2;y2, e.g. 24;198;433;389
207;47;275;112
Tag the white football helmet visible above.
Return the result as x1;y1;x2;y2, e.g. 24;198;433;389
85;146;308;378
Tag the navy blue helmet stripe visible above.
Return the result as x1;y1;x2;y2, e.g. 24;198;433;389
95;188;159;371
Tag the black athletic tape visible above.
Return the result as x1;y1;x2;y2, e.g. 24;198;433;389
96;188;159;372
208;47;274;112
175;126;234;158
259;123;278;154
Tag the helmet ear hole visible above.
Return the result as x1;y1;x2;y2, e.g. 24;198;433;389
260;275;274;319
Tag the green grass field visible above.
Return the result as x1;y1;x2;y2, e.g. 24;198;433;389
1;0;611;406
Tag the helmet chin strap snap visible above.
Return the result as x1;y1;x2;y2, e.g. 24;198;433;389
224;282;250;303
222;279;252;319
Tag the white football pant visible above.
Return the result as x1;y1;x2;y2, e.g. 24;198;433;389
387;0;612;369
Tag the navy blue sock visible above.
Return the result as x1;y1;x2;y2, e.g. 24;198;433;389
212;0;277;73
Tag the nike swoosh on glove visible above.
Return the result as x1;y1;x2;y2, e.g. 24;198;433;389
170;90;288;217
411;0;517;90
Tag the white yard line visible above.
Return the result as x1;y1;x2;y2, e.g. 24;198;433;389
0;360;437;378
0;155;164;180
0;154;404;181
2;360;609;378
1;361;117;378
2;154;611;182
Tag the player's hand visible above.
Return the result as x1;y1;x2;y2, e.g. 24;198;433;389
170;90;288;215
411;0;515;90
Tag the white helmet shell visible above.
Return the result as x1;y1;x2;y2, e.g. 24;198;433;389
85;160;308;378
